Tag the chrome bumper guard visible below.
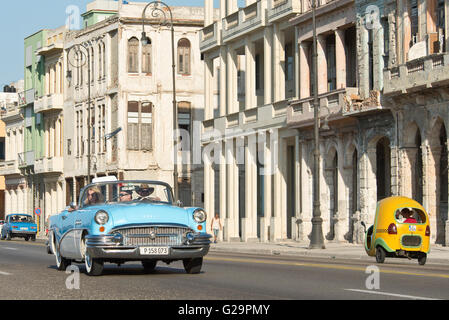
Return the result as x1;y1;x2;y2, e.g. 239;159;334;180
85;233;211;260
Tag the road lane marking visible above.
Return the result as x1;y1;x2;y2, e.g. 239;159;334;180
1;247;18;251
205;256;449;279
344;289;441;300
0;271;12;276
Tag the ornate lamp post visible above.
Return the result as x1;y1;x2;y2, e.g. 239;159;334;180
66;43;93;184
309;0;325;249
141;1;178;201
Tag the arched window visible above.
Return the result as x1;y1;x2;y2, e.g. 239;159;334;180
177;38;191;75
142;38;152;74
128;37;139;73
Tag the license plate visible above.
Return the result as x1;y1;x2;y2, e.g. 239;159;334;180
139;247;169;255
409;225;417;232
20;228;28;231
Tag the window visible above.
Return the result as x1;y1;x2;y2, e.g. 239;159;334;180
127;101;153;151
177;38;191;75
128;37;139;73
142;38;152;74
67;139;72;156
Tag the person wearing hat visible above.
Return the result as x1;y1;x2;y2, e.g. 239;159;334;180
136;184;157;201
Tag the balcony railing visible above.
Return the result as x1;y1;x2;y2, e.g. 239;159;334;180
287;88;356;128
34;93;64;113
200;21;221;53
0;160;20;176
34;157;63;174
267;0;302;23
222;1;266;43
384;53;449;95
18;151;35;168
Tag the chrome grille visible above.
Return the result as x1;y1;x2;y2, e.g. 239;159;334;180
402;235;422;247
116;226;192;246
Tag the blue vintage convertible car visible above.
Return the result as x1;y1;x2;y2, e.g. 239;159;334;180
47;178;211;276
0;214;37;241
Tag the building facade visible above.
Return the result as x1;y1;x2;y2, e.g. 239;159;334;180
201;0;449;245
63;1;207;208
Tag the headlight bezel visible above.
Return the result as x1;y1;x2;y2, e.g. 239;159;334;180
193;209;207;223
95;210;109;225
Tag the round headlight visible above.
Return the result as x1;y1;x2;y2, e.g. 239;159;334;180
193;209;207;223
95;210;109;225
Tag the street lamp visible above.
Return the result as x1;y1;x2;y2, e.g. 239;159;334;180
141;1;178;201
66;43;93;185
309;0;325;249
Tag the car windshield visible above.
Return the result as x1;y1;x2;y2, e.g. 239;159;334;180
80;181;174;207
10;215;34;223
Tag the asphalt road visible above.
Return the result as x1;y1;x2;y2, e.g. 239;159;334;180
0;239;448;300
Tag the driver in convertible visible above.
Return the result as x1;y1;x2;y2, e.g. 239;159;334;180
136;184;160;201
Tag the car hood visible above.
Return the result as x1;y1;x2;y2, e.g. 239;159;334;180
102;202;190;227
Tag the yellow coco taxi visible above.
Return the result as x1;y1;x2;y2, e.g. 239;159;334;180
362;196;430;265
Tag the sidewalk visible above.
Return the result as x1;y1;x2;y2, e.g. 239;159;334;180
209;240;449;265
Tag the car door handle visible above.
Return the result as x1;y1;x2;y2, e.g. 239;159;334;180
62;216;67;220
75;220;82;226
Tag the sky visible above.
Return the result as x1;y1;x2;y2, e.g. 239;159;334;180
0;0;244;89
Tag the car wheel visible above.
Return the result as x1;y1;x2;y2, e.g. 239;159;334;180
55;243;71;271
31;236;36;242
183;257;203;274
142;260;157;273
25;236;29;241
84;250;104;276
375;246;386;264
418;253;427;266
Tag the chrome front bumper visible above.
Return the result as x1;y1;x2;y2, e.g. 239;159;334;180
85;233;211;261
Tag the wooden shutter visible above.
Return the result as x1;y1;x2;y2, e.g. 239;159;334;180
127;101;139;150
141;102;153;150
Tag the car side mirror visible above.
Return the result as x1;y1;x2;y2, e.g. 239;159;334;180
176;200;183;207
69;202;77;210
361;221;366;233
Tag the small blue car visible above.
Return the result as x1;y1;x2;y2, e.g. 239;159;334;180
0;214;38;241
47;178;211;276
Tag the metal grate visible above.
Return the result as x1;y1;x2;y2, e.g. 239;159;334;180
402;235;422;247
117;226;192;246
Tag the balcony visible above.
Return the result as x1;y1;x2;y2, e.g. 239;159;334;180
0;103;22;122
384;53;449;96
18;89;35;107
34;94;64;113
0;160;21;176
267;0;302;24
341;90;388;116
18;151;35;168
222;1;266;43
34;157;64;174
200;22;221;53
287;88;356;128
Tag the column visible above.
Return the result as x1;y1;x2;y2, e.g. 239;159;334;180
445;0;449;52
227;47;238;114
205;56;214;120
55;118;61;157
203;150;215;232
204;0;214;26
299;42;310;99
317;35;327;94
335;29;346;90
245;38;256;110
226;138;240;241
294;27;300;98
294;136;301;241
220;47;228;116
262;131;272;242
264;26;273;105
243;134;258;241
220;0;227;19
219;141;227;241
272;137;287;240
273;23;285;101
